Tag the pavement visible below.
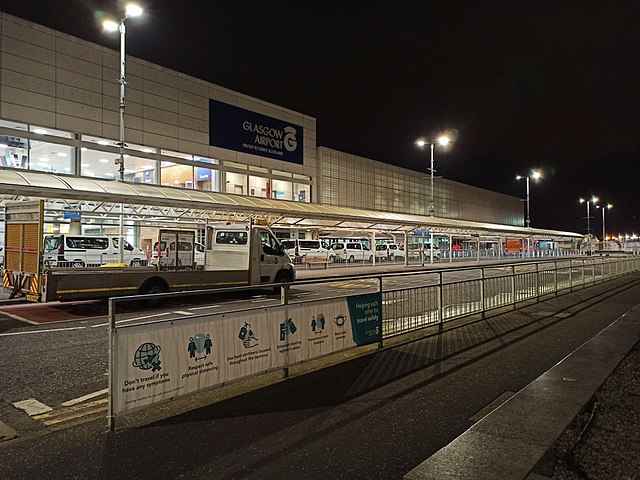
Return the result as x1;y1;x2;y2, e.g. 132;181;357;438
405;291;640;479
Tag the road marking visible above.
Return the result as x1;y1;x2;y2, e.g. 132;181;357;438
0;310;39;324
12;398;53;416
188;304;222;310
91;311;173;327
173;310;194;316
33;398;108;426
42;405;107;426
61;388;108;407
0;326;86;337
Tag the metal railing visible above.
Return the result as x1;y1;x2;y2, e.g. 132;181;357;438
378;256;639;339
107;255;639;429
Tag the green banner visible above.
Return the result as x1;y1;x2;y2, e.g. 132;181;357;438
347;293;382;346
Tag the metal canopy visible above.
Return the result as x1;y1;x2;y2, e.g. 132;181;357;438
0;168;582;240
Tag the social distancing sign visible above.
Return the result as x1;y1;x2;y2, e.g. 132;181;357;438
112;293;382;415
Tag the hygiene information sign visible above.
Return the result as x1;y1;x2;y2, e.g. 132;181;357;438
112;293;381;415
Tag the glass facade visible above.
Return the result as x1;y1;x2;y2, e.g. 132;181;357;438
0;121;311;200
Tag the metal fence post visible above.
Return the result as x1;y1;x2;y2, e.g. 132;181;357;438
107;298;116;432
438;271;444;331
511;265;516;307
378;276;384;348
480;268;486;318
281;283;290;377
554;260;558;295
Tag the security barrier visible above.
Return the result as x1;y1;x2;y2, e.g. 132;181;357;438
108;255;640;429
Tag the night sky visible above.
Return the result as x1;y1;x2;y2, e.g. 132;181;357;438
3;1;639;235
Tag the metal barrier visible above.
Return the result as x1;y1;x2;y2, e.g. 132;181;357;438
107;255;640;429
378;256;640;339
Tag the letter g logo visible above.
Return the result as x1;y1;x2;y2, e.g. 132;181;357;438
284;126;297;152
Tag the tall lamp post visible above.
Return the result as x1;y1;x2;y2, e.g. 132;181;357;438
596;203;613;243
415;135;451;216
579;196;599;236
103;3;143;263
516;170;542;228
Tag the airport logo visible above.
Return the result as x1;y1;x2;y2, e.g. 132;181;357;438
209;100;304;164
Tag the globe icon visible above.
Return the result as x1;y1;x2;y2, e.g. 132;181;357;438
132;342;161;371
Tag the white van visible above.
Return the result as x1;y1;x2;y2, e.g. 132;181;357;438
280;239;330;263
329;241;373;263
151;240;205;268
43;235;147;267
375;243;405;261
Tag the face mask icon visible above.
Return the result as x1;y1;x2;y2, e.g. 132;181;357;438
334;314;345;327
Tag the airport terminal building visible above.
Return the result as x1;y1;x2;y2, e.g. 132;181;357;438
0;12;523;243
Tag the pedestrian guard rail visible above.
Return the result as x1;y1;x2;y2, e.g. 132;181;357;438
107;255;640;429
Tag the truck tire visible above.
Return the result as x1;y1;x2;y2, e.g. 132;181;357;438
139;278;169;295
272;270;293;294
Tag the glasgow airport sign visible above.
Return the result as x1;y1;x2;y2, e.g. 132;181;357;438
209;100;304;164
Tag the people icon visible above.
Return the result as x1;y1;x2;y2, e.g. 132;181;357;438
188;337;197;358
204;334;212;354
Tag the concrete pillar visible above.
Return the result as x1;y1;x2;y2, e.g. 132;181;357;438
70;219;82;235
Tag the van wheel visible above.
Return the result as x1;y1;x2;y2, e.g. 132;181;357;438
131;259;143;267
140;279;169;296
272;271;292;294
348;255;355;263
72;260;85;268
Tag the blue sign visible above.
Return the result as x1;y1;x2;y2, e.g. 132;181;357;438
63;206;81;219
209;100;304;165
196;167;210;181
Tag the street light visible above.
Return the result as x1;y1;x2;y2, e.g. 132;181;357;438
103;3;143;263
515;170;542;228
579;196;599;237
596;203;613;243
416;135;451;216
103;3;143;183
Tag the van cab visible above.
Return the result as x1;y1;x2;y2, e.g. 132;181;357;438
43;235;147;267
280;239;330;263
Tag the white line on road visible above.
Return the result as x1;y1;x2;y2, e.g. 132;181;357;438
61;388;108;407
91;311;173;327
0;326;86;336
173;310;194;316
188;304;222;310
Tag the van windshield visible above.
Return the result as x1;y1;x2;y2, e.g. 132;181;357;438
43;236;60;252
